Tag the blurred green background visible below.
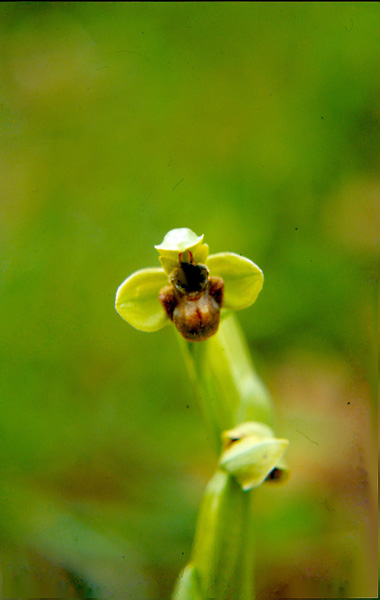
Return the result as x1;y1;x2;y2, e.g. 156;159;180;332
0;3;378;598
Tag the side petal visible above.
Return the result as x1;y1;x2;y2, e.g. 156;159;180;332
158;247;209;276
115;268;169;332
207;253;263;311
159;255;178;275
193;242;209;265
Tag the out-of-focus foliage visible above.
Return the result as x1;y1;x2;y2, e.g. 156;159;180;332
0;3;377;598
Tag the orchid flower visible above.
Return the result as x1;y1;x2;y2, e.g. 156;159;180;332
115;228;263;342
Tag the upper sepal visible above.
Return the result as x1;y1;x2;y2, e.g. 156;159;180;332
115;267;169;332
155;228;209;270
155;228;204;255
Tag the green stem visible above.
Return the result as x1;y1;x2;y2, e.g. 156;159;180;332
192;470;254;600
172;564;203;600
202;313;274;427
173;312;277;599
178;312;274;450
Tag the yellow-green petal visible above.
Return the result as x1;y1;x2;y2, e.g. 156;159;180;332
115;268;169;332
159;255;179;275
159;243;209;275
193;242;209;265
207;253;263;311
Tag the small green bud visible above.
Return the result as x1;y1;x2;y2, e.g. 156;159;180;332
219;421;289;491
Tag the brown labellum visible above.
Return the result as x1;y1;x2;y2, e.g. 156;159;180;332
159;259;224;342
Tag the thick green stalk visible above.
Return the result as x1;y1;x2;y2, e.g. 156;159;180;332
173;470;254;600
172;564;203;600
178;312;274;450
173;312;281;600
201;313;274;428
191;470;254;600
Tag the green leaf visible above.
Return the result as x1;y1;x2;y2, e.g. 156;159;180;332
207;253;263;311
115;268;169;332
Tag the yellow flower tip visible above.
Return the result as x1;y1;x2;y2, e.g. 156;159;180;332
219;421;289;491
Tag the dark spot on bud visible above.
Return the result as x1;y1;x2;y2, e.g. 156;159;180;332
265;468;283;482
224;437;240;449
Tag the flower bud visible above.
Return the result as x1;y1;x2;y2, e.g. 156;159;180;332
219;421;289;491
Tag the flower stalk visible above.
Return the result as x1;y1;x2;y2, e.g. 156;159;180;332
178;313;275;450
173;470;254;600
